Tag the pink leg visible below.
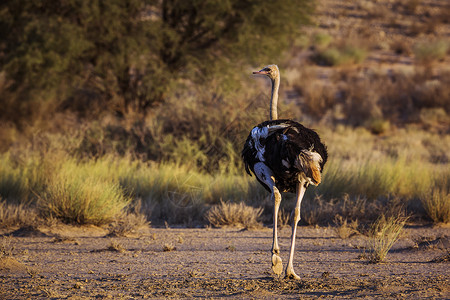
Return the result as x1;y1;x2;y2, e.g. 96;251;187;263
285;179;307;280
253;163;283;276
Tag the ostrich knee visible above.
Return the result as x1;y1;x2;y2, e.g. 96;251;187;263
292;206;301;225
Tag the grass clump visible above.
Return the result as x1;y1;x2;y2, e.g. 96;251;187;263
0;236;14;259
313;44;367;66
312;33;333;50
0;153;44;203
0;201;38;228
163;243;176;252
38;159;130;225
107;240;126;253
205;201;263;229
366;214;407;263
421;188;450;224
107;212;149;237
334;215;359;239
278;208;291;228
414;40;449;64
366;118;390;135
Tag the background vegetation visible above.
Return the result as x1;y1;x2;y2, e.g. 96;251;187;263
0;0;449;228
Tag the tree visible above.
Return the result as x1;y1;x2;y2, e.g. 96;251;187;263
0;0;313;124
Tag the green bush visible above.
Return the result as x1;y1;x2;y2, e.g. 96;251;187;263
414;40;449;64
421;188;450;224
38;159;130;225
0;0;313;124
313;45;367;66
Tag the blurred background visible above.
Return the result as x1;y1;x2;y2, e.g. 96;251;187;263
0;0;449;228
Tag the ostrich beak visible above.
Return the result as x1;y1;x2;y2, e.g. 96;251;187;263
253;70;269;75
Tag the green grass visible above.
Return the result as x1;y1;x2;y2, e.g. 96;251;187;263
414;40;449;64
0;124;448;226
313;45;367;66
315;157;443;201
117;160;267;224
420;187;450;223
37;158;131;225
0;153;44;203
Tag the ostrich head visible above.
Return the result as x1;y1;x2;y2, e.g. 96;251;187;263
253;64;279;81
253;64;280;120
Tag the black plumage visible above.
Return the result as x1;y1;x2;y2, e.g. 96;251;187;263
242;119;328;193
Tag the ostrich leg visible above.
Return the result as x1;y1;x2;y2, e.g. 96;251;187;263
271;185;282;275
253;162;283;276
285;179;308;280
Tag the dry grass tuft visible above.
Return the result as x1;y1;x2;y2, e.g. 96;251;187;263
107;212;149;237
420;188;450;224
225;245;236;252
177;235;184;244
107;201;150;237
301;195;334;226
107;240;126;253
366;118;390;135
334;215;359;239
0;236;14;259
312;44;367;66
278;208;291;228
37;159;131;225
412;235;449;251
205;201;263;229
301;194;386;226
0;201;39;228
430;251;450;263
414;40;449;64
366;214;407;263
163;243;176;252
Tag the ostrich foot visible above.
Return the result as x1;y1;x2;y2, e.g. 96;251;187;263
285;267;301;280
271;254;283;276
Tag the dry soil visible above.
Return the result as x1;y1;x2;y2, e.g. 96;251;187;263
0;224;449;299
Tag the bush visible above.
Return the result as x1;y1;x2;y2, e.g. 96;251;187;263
0;153;44;203
205;201;263;228
414;40;449;64
38;160;130;225
0;201;38;228
366;214;407;263
313;45;367;66
0;0;313;124
421;188;450;224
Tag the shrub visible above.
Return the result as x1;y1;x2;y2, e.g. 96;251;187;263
0;0;314;123
366;118;390;135
312;33;333;50
107;211;150;237
0;201;39;228
366;214;407;263
421;188;450;224
313;45;367;66
414;40;449;64
278;208;291;228
38;160;130;225
205;201;263;228
0;236;14;259
0;153;44;203
334;215;359;239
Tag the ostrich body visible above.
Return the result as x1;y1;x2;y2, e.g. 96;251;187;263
242;65;327;279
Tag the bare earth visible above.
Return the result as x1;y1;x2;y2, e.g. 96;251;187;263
0;224;449;299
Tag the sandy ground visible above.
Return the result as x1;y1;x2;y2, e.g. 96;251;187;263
0;224;449;299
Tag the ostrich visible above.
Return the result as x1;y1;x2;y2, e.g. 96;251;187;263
242;64;327;279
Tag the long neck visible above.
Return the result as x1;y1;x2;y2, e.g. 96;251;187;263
270;75;280;120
